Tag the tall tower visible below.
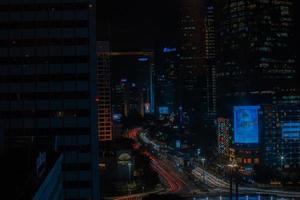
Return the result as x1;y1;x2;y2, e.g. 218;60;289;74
97;42;113;141
0;1;99;199
216;0;297;117
204;1;217;123
178;0;209;126
215;0;297;169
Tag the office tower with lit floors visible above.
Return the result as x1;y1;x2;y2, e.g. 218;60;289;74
204;0;217;124
215;0;297;171
155;47;178;116
0;1;99;199
215;0;297;117
260;104;300;168
97;41;113;141
178;0;210;127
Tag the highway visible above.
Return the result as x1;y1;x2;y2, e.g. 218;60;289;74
139;131;207;195
192;167;229;188
128;128;184;193
191;166;300;198
137;129;300;199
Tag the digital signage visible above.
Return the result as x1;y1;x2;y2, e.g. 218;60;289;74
113;113;122;122
159;106;169;115
281;122;300;140
175;140;181;149
234;106;260;144
163;47;176;53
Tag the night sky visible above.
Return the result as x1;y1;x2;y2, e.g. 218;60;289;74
97;0;180;51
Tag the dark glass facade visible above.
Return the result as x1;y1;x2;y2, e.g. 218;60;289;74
260;104;300;168
215;0;298;171
204;1;217;123
155;47;178;115
0;1;99;199
216;0;297;116
178;0;208;125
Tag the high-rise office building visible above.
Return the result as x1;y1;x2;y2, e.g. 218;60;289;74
155;47;178;115
178;0;208;126
204;1;217;123
260;104;300;168
110;51;155;117
216;0;297;117
136;53;155;114
215;0;297;172
97;41;112;141
0;1;99;199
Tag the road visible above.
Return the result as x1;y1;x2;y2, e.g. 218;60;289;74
128;128;183;193
137;129;300;199
138;131;207;195
149;153;183;192
132;129;201;194
144;149;204;195
192;166;300;198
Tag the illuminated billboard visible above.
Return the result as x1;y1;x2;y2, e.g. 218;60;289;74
175;140;181;149
234;106;260;144
281;122;300;140
159;106;169;114
113;113;122;122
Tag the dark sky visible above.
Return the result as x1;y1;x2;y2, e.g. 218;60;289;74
97;0;180;51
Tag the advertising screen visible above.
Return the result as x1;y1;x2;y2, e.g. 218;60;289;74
159;106;169;114
113;113;122;122
234;106;260;144
175;140;181;149
281;122;300;140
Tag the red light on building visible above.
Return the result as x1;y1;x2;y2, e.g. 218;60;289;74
95;96;100;102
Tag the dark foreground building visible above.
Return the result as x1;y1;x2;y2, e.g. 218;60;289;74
178;0;208;126
1;139;64;200
0;1;99;199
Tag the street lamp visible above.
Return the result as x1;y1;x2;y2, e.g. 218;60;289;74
128;162;132;182
227;162;238;200
201;158;206;183
197;148;201;160
280;155;284;169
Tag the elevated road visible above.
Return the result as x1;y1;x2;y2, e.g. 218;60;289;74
135;129;300;199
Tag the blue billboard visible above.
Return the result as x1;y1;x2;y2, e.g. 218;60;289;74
113;113;122;122
234;106;260;144
175;140;181;149
281;122;300;140
159;106;169;115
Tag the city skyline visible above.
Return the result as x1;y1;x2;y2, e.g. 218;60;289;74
0;0;299;200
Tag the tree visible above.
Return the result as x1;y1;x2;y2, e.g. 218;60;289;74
253;164;275;184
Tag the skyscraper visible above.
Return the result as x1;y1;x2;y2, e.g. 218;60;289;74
178;0;212;127
215;0;297;171
155;47;178;115
204;1;217;123
0;1;99;199
110;51;154;117
260;104;300;168
216;0;297;117
97;41;112;141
